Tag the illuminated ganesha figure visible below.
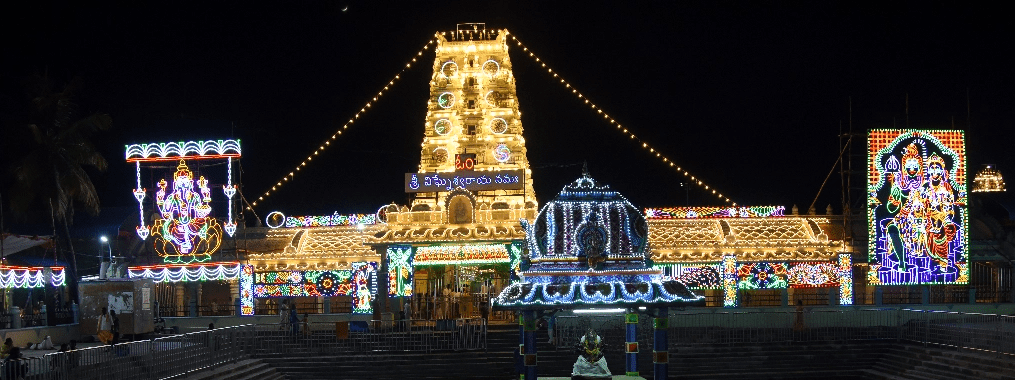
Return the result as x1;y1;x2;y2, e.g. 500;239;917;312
152;160;222;263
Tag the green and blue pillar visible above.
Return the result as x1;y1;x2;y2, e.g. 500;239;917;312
522;310;538;380
653;307;668;380
625;311;639;377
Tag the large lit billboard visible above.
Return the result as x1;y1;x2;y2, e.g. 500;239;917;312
868;130;967;285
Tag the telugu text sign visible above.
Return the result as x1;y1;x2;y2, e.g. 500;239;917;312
405;170;524;192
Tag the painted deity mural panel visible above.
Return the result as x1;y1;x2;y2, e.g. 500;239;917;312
868;130;968;285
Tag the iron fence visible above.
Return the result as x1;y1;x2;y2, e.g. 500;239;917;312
554;308;1015;356
0;317;486;380
249;317;487;355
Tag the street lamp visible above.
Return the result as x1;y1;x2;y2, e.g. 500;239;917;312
100;236;112;279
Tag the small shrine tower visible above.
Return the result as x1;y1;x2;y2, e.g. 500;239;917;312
415;24;536;214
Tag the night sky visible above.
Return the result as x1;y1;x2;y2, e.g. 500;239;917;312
3;2;1012;224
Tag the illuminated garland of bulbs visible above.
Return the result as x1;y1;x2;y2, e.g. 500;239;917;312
127;262;242;283
0;266;66;288
508;35;735;205
250;38;438;210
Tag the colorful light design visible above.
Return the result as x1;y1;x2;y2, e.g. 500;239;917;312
264;211;378;229
490;118;508;134
387;246;413;297
438;92;455;109
351;262;378;314
838;255;853;306
722;255;737;307
736;262;789;289
414;244;511;266
645;206;785;219
253;270;354;297
0;266;66;288
125;139;241;162
223;158;237;237
493;144;510;163
655;264;721;289
150;160;222;263
786;262;839;288
128;262;242;283
434;119;452;135
129;140;240;243
868;129;968;285
240;265;254;315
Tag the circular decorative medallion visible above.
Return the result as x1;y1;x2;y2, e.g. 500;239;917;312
441;61;458;77
493;144;510;163
485;90;500;107
490;118;508;134
433;147;448;164
482;60;500;76
316;272;340;296
437;92;455;109
265;211;285;229
434;119;452;135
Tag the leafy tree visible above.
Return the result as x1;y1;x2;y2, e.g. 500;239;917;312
6;74;111;304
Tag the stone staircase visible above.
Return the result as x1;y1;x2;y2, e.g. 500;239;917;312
176;358;287;380
171;324;1014;380
251;324;517;380
861;343;1015;380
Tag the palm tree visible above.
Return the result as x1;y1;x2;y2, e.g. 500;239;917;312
6;74;111;305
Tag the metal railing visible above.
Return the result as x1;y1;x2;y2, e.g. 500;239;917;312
1;317;486;380
553;308;1015;356
250;317;487;355
899;308;1015;355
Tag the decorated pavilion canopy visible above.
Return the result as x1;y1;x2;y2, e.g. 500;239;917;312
493;171;703;310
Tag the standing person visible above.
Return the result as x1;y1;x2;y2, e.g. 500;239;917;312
97;307;113;344
442;285;452;319
301;313;310;336
3;347;27;380
277;299;289;330
110;310;121;350
793;299;805;332
288;304;299;336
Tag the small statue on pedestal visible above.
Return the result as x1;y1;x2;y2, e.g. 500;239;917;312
572;329;611;380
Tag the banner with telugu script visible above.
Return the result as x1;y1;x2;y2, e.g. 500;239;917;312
404;170;524;193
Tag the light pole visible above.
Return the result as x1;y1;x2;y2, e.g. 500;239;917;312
100;236;112;279
680;182;689;206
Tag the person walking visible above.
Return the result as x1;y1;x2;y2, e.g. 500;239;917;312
97;307;113;344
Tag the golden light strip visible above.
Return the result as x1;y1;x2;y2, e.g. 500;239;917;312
249;36;439;210
509;35;735;205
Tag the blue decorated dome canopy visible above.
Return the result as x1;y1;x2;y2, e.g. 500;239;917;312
521;173;649;271
494;171;704;310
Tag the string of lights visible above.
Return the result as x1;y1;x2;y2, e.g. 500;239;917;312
249;37;438;210
508;34;735;205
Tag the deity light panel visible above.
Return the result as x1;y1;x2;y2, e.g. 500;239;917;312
126;139;241;263
868;130;968;285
